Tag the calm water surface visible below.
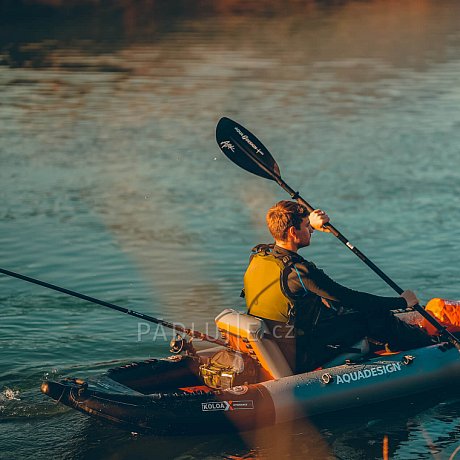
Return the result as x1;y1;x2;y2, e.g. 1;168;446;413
1;1;460;458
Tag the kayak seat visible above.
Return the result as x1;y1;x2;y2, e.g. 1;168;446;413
215;309;293;380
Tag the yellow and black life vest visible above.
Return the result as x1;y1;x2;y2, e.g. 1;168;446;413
243;244;300;323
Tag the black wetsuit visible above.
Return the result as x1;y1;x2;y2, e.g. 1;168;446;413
266;246;433;372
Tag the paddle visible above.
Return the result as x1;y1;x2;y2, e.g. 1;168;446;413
216;116;460;350
0;267;226;347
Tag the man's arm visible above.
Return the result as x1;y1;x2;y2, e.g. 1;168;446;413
288;262;410;310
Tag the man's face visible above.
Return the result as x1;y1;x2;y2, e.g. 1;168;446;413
294;217;314;248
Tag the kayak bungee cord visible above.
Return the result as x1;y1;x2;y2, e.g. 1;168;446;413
215;116;460;351
0;267;227;348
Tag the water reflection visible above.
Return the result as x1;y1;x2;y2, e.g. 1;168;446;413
2;0;460;68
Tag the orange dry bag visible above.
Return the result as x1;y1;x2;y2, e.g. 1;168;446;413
423;298;460;334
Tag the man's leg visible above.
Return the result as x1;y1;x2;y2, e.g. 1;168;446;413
301;313;367;371
357;305;434;351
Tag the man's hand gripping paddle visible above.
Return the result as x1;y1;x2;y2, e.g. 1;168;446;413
216;116;460;350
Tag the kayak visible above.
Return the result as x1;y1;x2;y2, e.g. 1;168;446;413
41;305;460;434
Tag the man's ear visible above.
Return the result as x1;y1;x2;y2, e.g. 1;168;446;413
287;226;297;240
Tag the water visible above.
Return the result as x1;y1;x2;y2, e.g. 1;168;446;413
1;0;460;458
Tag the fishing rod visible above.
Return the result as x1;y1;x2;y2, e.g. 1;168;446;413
0;267;227;348
216;116;460;351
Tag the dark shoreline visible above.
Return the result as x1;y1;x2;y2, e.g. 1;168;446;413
1;0;341;20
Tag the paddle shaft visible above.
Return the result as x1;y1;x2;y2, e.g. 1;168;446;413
237;139;460;349
0;267;226;346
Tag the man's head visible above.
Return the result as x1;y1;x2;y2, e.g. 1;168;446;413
266;200;313;250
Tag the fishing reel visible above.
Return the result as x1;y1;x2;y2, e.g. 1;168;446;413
170;334;197;356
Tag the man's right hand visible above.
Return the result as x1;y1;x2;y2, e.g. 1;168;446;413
400;290;419;308
309;209;331;232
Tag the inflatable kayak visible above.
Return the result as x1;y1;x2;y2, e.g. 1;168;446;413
41;303;460;434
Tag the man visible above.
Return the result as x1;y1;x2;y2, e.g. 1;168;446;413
243;200;434;373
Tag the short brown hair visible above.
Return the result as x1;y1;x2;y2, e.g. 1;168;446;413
266;200;309;241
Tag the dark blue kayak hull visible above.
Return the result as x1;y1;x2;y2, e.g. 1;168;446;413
41;342;460;433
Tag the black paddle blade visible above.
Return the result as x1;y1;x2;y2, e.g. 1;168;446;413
216;117;281;181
